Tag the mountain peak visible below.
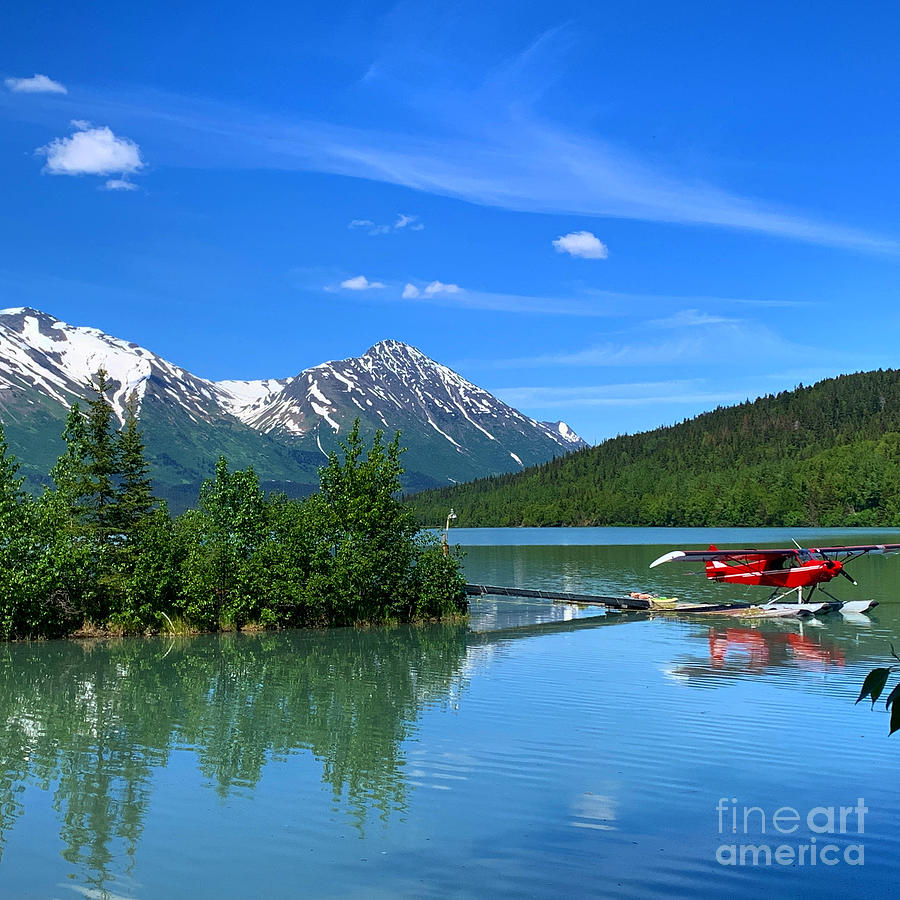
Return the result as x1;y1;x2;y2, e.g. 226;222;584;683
0;306;60;324
363;339;428;363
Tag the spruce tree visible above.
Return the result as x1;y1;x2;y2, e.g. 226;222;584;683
115;393;155;533
50;401;91;521
83;369;119;544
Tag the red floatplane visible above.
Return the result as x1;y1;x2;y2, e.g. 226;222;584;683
649;542;900;615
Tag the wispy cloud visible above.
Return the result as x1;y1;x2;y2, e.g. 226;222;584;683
492;319;812;368
348;218;389;235
552;230;608;259
37;120;144;179
649;308;738;328
348;213;423;235
5;73;67;94
395;213;423;230
102;178;138;191
37;69;898;254
317;273;806;319
493;381;751;409
391;281;611;314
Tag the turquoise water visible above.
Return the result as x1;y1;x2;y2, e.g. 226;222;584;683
2;528;900;898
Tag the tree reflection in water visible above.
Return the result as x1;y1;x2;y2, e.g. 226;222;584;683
0;624;470;892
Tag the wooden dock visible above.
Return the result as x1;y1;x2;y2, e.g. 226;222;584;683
465;583;653;610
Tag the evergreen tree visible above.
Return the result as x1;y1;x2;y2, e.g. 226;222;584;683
45;372;125;625
115;393;155;532
50;402;91;518
83;369;119;544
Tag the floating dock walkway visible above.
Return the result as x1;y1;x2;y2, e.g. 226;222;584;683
465;583;653;610
464;584;829;617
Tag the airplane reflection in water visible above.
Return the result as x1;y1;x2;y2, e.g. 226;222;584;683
667;620;853;684
709;626;845;670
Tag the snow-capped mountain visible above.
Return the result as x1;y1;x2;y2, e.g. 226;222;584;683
0;308;585;504
217;339;583;466
0;307;231;423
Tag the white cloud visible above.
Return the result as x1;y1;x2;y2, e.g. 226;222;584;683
340;275;385;290
423;281;461;296
348;213;423;235
37;121;144;177
5;73;67;94
349;219;390;235
102;179;138;192
394;213;423;230
552;231;608;259
399;280;462;299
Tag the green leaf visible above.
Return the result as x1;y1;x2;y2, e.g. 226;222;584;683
857;668;891;707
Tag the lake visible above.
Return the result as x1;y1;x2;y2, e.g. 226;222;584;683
2;527;900;898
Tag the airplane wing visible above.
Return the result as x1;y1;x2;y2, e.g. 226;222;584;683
648;548;796;568
649;543;900;568
808;543;900;558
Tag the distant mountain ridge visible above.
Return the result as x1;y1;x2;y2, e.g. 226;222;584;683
0;308;585;508
406;368;900;528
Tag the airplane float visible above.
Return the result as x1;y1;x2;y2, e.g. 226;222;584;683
649;542;900;616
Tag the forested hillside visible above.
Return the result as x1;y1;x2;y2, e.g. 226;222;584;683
405;369;900;528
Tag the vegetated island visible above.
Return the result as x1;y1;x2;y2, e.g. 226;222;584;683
406;369;900;528
0;370;467;641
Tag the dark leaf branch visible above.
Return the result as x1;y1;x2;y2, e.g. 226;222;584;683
857;646;900;735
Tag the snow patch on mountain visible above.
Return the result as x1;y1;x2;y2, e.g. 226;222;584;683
217;377;287;410
539;420;586;446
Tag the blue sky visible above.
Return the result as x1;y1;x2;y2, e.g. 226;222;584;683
2;1;899;443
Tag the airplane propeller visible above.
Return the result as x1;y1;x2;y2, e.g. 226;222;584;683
817;547;858;586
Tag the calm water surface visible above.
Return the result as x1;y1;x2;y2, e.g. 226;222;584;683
2;527;900;898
